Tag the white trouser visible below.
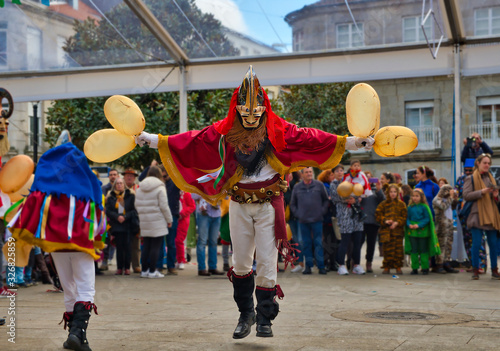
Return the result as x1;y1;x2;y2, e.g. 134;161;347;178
51;252;95;312
229;201;278;288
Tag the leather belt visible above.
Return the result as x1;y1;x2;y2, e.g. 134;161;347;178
229;178;288;204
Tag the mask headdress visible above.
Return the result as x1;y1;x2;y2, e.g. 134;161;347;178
213;66;287;152
236;66;266;122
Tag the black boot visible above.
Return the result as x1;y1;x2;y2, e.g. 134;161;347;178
66;301;97;351
255;286;281;337
230;270;256;339
59;312;73;349
443;262;459;273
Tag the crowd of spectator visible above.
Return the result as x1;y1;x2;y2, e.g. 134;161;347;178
3;134;500;298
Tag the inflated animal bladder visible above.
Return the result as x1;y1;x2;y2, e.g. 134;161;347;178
373;126;419;157
84;129;136;163
104;95;145;136
346;83;380;138
0;155;34;193
337;181;354;198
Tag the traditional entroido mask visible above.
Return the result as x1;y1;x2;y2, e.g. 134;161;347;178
236;66;266;129
0;88;13;140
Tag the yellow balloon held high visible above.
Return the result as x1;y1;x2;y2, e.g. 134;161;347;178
84;129;136;163
104;95;145;136
0;155;34;194
346;83;380;138
373;126;419;157
353;183;365;196
9;174;34;203
337;181;354;198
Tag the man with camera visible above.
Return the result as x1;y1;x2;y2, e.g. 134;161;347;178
461;133;493;163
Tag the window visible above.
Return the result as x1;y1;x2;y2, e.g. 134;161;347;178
0;22;6;67
475;7;500;36
478;97;500;124
336;23;364;49
406;101;434;128
403;16;432;43
27;27;42;70
57;35;66;67
293;30;303;52
477;96;500;141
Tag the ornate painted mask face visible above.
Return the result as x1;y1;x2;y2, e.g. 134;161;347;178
236;66;266;129
0;118;8;139
0;88;13;140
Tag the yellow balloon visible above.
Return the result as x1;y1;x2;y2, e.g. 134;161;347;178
353;183;364;196
0;155;34;194
346;83;380;138
84;129;136;163
373;126;419;157
9;174;34;203
337;181;353;198
104;95;145;136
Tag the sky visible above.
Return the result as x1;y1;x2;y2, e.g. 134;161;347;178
194;0;318;52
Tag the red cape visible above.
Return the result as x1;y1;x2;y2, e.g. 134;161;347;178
158;121;345;205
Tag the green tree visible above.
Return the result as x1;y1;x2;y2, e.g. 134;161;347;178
64;0;238;65
45;89;233;170
276;82;353;136
45;0;238;170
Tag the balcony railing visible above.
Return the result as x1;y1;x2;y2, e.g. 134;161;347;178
412;126;441;151
469;123;500;147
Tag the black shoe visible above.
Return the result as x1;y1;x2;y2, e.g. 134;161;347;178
443;264;459;273
233;314;255;339
209;269;224;275
422;269;429;275
410;269;418;275
318;268;327;275
302;266;312;275
256;324;273;337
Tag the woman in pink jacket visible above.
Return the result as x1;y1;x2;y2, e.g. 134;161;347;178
176;191;196;269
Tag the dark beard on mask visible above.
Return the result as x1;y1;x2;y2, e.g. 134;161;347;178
226;112;267;154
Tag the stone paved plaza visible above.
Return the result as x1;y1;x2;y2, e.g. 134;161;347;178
1;252;500;351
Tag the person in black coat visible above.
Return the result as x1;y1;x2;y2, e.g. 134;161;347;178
106;178;137;275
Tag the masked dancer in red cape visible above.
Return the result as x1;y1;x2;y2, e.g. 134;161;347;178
135;66;374;339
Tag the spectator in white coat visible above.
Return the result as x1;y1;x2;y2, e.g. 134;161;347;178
135;166;173;278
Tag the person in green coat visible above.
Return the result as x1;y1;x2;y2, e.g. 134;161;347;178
405;188;441;275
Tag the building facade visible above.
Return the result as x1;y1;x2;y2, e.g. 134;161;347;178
285;0;500;184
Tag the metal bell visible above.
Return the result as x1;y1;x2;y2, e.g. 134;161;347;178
234;195;241;201
260;187;266;193
275;191;280;196
265;197;272;203
251;193;259;202
244;192;252;204
266;190;274;196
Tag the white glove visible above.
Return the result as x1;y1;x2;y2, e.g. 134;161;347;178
346;136;375;151
135;132;159;149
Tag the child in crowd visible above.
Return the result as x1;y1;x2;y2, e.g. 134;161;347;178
405;189;440;275
375;184;407;274
432;185;459;273
343;159;372;197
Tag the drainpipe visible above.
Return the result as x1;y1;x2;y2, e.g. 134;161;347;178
454;44;461;181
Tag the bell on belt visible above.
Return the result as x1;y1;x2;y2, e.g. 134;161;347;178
274;191;280;196
233;185;239;191
234;195;241;201
266;190;274;196
278;183;288;192
244;192;252;204
251;193;259;202
265;197;272;203
260;187;266;193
